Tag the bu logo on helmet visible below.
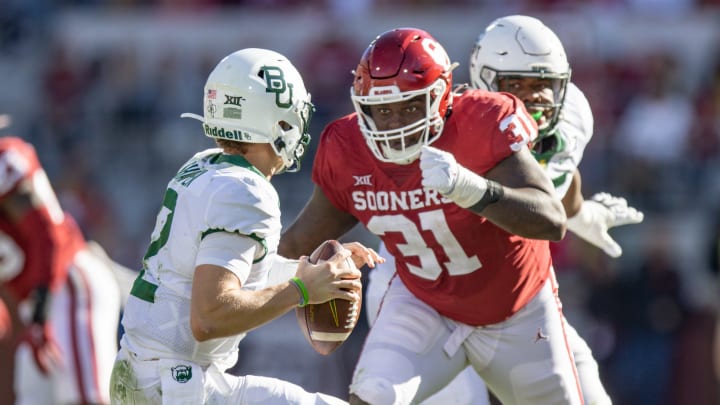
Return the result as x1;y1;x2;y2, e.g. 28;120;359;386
261;66;294;108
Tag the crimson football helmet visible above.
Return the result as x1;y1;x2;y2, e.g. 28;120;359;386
351;28;455;164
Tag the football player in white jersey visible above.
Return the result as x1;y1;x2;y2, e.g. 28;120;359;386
366;15;644;405
109;48;379;405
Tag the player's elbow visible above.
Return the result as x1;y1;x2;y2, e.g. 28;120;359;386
277;234;300;259
190;313;215;342
528;200;566;241
524;200;567;241
548;217;567;241
547;205;567;241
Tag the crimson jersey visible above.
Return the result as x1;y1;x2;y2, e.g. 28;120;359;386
313;90;552;325
0;137;85;300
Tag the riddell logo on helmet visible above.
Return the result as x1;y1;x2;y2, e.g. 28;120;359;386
370;86;399;95
203;124;250;141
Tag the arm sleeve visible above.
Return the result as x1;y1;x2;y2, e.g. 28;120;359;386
266;256;300;286
203;176;281;242
489;92;538;165
195;231;257;286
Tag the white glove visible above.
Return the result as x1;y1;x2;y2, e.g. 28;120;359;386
420;145;488;208
566;192;644;258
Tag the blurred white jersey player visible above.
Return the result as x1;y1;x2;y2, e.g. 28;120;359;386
109;48;369;405
367;15;643;405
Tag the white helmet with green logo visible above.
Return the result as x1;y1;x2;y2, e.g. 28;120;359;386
182;48;314;172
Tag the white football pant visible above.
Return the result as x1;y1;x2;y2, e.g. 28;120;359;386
15;248;122;405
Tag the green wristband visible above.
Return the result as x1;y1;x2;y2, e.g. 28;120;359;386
290;277;309;307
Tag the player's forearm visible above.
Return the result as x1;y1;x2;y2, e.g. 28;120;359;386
190;282;299;341
481;187;567;241
561;170;583;218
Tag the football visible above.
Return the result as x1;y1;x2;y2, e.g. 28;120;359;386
295;240;361;355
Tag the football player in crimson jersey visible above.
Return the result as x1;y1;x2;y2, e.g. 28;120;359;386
0;131;123;403
279;28;585;405
366;15;644;405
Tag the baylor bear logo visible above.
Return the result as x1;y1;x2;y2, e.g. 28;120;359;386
171;365;192;383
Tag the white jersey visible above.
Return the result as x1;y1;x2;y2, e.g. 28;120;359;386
120;148;281;371
534;82;594;198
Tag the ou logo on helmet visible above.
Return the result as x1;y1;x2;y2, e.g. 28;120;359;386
421;38;450;70
261;66;294;109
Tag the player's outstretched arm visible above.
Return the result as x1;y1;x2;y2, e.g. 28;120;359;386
420;145;566;241
566;192;644;258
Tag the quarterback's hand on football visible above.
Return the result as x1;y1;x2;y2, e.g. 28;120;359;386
566;192;644;258
296;251;362;305
420;146;488;208
20;322;62;375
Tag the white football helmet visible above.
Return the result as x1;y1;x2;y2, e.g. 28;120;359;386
182;48;314;172
469;15;570;139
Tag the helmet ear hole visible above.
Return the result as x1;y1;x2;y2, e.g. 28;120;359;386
273;137;286;152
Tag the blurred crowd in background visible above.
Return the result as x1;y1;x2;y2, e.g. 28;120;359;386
1;1;720;404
